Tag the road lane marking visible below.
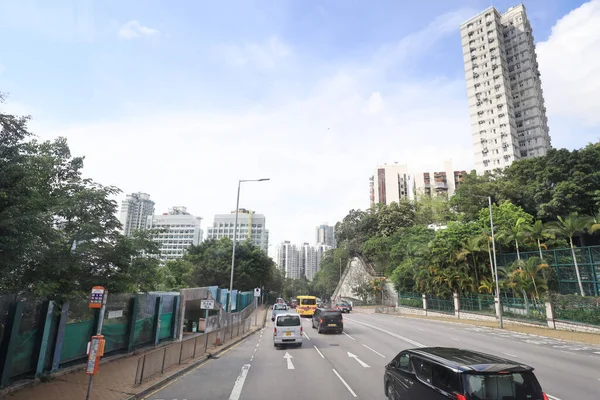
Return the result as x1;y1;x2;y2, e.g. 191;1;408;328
303;331;311;340
283;352;295;369
228;364;251;400
547;395;562;400
314;345;325;358
502;352;518;358
348;351;370;368
343;332;355;340
363;344;386;358
451;338;460;342
333;368;357;397
344;317;425;347
417;328;424;331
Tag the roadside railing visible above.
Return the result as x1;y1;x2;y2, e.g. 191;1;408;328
134;314;253;385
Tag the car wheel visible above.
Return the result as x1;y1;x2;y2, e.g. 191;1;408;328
338;329;343;334
386;382;396;400
297;342;302;347
311;320;316;329
317;324;323;334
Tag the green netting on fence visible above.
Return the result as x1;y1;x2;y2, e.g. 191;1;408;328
551;294;600;326
159;313;173;339
10;328;39;377
103;321;128;353
132;316;155;346
500;296;546;323
60;319;95;363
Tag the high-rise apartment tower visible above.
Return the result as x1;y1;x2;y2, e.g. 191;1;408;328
119;192;155;236
461;4;551;173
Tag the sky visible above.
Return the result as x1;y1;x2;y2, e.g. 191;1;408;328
1;0;599;257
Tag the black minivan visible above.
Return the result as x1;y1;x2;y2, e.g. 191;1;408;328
311;308;343;334
384;347;549;400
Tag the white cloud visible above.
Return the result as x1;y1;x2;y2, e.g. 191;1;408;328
22;9;475;247
537;0;600;126
118;20;159;40
222;36;292;69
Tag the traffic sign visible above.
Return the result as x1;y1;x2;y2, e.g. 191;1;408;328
88;286;107;309
254;288;261;297
201;299;214;310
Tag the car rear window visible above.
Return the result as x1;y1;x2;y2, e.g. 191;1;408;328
274;304;287;310
322;310;342;317
300;299;316;305
464;371;542;400
276;315;301;326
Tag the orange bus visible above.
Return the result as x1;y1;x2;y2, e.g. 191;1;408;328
296;295;317;317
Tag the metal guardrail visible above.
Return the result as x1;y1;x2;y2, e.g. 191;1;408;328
134;312;253;385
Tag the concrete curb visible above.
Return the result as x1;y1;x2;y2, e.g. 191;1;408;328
126;314;267;400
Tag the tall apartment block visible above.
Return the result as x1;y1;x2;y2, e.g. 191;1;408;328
370;163;410;207
206;208;269;252
146;206;203;262
119;192;155;236
461;4;551;173
315;224;336;248
276;241;301;279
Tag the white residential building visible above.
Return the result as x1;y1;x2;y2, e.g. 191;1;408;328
205;208;269;252
276;241;301;279
146;206;203;262
119;192;155;236
370;163;410;207
315;224;336;247
301;243;319;281
413;160;467;199
461;4;551;174
315;243;332;274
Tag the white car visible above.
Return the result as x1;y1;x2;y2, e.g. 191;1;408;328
273;313;303;347
271;303;288;321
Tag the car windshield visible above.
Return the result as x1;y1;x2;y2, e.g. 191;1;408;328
301;299;316;305
274;304;287;310
276;315;301;326
465;372;541;400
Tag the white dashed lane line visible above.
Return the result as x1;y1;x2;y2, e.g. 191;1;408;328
332;368;357;397
314;345;325;358
362;344;386;358
343;332;355;340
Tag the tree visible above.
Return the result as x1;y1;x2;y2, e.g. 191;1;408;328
547;213;593;296
414;194;454;226
510;257;549;300
1;97;165;298
376;200;415;236
457;236;485;289
497;217;529;260
524;220;553;260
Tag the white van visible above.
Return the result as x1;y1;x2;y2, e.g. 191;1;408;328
273;313;303;347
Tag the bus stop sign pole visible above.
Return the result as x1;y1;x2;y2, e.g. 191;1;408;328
85;286;107;400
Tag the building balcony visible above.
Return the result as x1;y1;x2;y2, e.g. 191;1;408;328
434;182;448;189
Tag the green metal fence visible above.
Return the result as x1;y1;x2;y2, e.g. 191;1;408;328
426;296;454;314
550;294;600;326
459;295;496;315
500;295;546;323
498;245;600;296
398;293;422;308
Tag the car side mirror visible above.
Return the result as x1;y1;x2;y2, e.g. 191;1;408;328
271;317;275;321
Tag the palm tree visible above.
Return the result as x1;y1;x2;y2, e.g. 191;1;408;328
511;257;549;300
498;217;529;260
478;279;494;294
547;213;593;296
590;211;600;234
524;220;553;260
457;236;484;290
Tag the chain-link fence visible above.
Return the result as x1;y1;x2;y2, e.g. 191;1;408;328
550;293;600;326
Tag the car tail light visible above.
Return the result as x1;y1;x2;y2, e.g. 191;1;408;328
300;326;303;333
455;394;467;400
274;327;277;335
542;394;549;400
320;319;323;324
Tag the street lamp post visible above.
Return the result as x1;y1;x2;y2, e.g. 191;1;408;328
487;196;503;329
228;178;270;315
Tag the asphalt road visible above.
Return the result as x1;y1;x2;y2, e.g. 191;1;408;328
146;310;600;400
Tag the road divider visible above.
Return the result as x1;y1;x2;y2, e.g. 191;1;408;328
344;317;425;348
332;369;357;398
314;345;325;359
362;344;386;358
228;364;251;400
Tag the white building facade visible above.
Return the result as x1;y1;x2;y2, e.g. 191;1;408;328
276;241;301;279
206;208;269;252
119;192;155;236
413;160;467;199
370;163;410;207
146;206;203;262
461;4;551;174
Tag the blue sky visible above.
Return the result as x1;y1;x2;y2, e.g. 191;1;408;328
1;0;599;250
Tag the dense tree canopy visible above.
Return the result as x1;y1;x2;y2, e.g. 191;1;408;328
326;142;600;300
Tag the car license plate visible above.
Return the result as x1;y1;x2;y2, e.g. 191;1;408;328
328;324;337;327
285;331;292;336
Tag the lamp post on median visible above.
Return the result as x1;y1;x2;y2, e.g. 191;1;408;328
474;195;503;329
228;178;270;315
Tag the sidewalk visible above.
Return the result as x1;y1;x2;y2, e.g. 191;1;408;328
353;307;600;345
2;307;268;400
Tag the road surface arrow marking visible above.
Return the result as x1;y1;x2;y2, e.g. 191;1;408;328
284;352;295;369
347;351;370;368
